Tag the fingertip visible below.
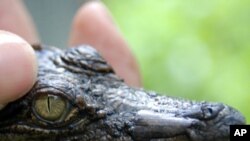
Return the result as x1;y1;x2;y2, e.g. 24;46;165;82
69;1;113;45
0;0;39;44
69;1;141;87
0;31;37;105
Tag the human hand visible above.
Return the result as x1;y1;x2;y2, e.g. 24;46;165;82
0;0;141;107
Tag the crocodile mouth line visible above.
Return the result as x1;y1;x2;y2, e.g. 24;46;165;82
0;118;88;135
0;134;190;141
162;135;190;141
133;134;190;141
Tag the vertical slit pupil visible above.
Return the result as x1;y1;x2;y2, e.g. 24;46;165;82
47;95;51;113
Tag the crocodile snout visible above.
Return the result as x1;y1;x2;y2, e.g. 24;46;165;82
129;103;245;141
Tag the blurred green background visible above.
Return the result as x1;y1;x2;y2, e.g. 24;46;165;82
103;0;250;123
24;0;249;123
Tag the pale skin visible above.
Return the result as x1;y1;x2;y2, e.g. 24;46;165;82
0;0;140;107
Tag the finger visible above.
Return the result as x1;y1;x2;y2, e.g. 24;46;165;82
69;1;141;87
0;31;37;106
0;0;39;44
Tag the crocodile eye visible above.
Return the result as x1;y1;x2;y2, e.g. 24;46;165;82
34;94;68;122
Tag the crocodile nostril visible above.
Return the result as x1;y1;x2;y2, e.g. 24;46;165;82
202;107;214;119
208;108;213;115
176;103;225;120
201;103;224;120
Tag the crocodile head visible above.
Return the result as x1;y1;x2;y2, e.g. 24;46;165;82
0;45;245;141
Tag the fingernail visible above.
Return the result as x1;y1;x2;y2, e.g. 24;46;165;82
83;1;115;24
0;31;37;105
0;30;28;44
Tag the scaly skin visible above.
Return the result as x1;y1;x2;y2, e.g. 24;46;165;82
0;45;245;141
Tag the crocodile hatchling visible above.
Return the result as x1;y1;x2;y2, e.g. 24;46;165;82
0;45;245;141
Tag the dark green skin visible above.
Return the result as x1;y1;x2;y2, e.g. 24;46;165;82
0;45;245;141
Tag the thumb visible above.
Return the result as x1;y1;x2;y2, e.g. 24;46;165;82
0;31;37;107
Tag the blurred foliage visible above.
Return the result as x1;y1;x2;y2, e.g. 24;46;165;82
104;0;250;123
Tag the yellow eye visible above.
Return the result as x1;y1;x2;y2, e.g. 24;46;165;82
34;94;68;122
